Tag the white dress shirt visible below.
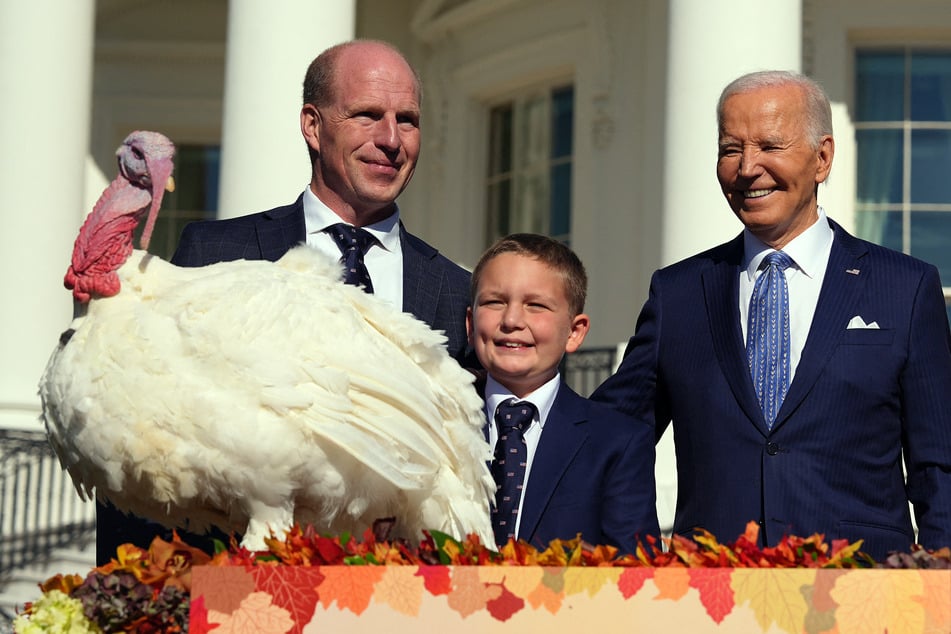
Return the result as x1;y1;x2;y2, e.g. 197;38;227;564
301;187;404;310
739;207;834;382
484;373;560;536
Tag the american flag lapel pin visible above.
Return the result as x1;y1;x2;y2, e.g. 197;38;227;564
845;268;860;275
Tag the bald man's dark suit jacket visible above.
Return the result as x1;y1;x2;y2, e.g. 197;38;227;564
592;219;951;560
96;194;472;564
168;194;471;361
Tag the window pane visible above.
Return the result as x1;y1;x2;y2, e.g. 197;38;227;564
514;168;549;234
485;85;573;246
856;52;904;122
551;86;574;158
856;129;903;206
911;211;951;281
550;162;571;239
486;180;512;240
910;129;951;204
855;210;903;252
489;105;513;174
910;51;951;122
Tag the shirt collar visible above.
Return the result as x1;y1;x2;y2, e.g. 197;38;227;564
302;187;401;253
742;206;834;281
484;373;560;429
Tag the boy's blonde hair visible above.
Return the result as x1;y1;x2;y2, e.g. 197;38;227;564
471;233;587;316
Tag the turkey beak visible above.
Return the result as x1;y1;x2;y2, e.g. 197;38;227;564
138;156;175;251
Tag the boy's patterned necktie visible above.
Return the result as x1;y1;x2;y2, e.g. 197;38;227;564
490;398;536;547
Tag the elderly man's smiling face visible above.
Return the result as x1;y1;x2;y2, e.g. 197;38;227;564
716;83;834;249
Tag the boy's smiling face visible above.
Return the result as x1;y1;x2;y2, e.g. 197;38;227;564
468;252;589;398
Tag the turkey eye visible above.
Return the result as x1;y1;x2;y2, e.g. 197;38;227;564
131;147;144;160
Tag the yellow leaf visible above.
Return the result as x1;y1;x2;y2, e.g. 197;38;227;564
563;567;621;598
208;591;294;634
373;568;425;617
831;570;926;634
477;566;544;596
732;568;813;634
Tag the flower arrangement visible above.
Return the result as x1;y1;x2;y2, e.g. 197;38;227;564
13;520;950;632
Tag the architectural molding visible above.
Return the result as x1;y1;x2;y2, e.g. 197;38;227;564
411;0;525;43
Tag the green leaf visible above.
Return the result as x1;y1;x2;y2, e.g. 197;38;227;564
428;530;461;565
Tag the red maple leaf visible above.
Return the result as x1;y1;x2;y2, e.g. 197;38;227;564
251;566;322;634
485;583;525;622
415;565;452;596
689;568;735;623
188;595;221;633
618;567;653;599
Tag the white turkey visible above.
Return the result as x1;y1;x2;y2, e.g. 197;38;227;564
40;130;494;550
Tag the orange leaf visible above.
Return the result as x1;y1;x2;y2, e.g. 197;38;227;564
315;566;385;615
525;579;564;613
653;567;690;600
207;591;294;634
446;567;490;618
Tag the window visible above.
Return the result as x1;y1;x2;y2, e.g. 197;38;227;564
485;85;574;246
854;49;951;319
135;144;221;260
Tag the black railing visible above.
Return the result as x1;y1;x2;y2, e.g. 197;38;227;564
0;429;95;577
562;346;619;397
0;346;618;582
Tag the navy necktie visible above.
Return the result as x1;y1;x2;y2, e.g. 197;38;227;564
746;251;794;428
327;223;375;293
490;398;536;548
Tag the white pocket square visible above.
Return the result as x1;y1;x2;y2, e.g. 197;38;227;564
847;315;879;329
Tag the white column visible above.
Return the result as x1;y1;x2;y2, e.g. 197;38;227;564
0;1;95;429
655;0;802;535
661;0;802;265
217;0;356;218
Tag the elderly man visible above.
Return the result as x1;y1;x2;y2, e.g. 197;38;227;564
593;70;951;560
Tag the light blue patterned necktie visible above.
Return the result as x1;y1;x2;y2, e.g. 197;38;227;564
746;251;793;429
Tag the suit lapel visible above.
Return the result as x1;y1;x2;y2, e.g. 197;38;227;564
702;237;768;433
518;385;586;542
257;195;307;261
772;221;869;430
400;224;441;321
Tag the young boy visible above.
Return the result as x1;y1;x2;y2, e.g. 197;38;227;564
467;233;659;553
